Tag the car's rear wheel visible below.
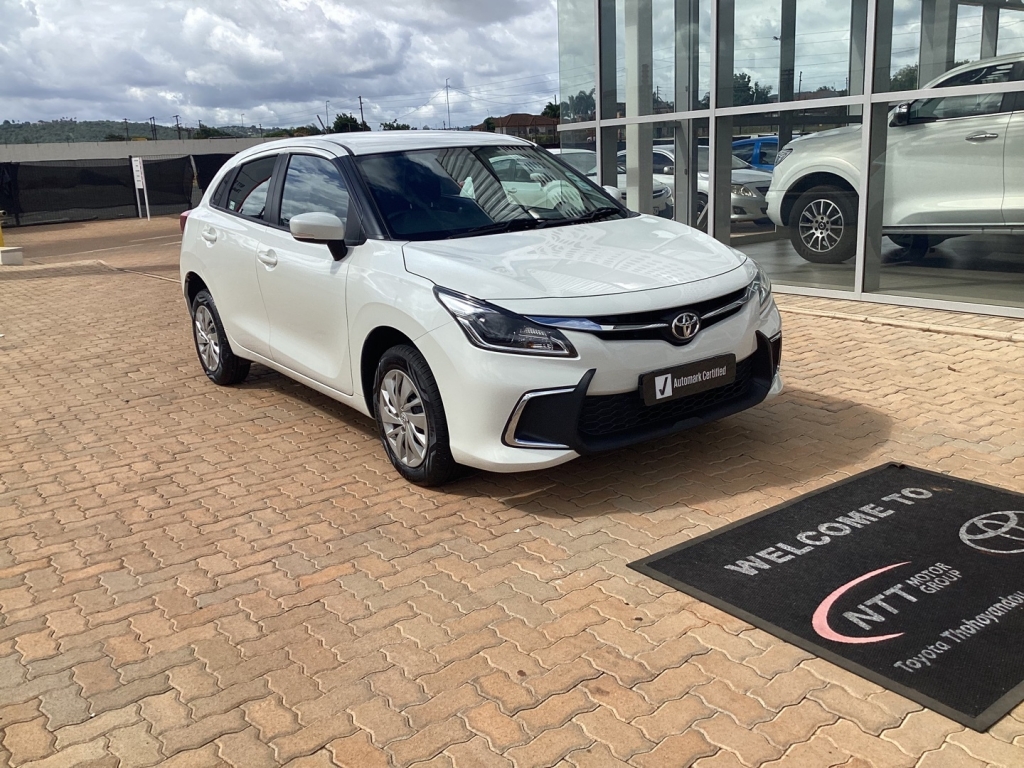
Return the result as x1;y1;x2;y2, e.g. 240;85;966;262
373;345;458;486
789;186;857;264
191;290;250;385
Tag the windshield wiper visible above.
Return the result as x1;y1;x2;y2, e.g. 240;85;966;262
446;218;545;239
565;206;621;225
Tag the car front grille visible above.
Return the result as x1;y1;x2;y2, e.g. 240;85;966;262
578;356;755;440
586;285;750;344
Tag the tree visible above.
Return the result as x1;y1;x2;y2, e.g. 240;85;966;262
333;112;370;132
559;88;596;122
482;117;496;132
194;124;232;139
890;64;918;92
380;119;411;130
697;73;774;108
102;133;125;142
542;101;560;119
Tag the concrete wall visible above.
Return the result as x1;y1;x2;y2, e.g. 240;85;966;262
0;137;268;163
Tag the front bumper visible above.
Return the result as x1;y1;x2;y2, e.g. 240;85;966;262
766;190;785;227
417;298;783;473
731;193;769;222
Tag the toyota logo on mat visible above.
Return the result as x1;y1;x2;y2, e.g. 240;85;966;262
960;511;1024;554
671;312;701;341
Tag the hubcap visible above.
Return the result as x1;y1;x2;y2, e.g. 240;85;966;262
194;305;220;371
378;370;429;468
798;198;844;253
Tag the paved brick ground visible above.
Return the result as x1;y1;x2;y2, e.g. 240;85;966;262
2;219;1024;766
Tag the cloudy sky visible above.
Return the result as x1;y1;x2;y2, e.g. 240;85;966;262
0;0;560;129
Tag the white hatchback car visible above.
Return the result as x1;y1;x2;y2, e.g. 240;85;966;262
180;132;783;485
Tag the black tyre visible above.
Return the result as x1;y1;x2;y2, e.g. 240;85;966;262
789;186;857;264
888;234;948;261
373;345;458;486
190;289;250;385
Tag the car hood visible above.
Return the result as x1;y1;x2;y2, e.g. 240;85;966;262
791;124;862;146
730;167;774;184
402;215;747;301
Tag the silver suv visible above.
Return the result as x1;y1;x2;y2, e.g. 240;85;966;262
766;53;1024;263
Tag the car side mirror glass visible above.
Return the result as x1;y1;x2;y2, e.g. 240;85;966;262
891;102;911;127
289;212;347;260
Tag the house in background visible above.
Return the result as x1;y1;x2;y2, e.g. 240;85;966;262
472;114;558;145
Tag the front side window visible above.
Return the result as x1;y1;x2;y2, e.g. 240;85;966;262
758;143;778;166
732;144;755;163
226;155;277;219
278;155;350;228
910;63;1016;122
357;145;621;240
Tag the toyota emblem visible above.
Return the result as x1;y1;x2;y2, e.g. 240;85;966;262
671;312;701;341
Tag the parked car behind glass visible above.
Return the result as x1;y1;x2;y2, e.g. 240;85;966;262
767;53;1024;263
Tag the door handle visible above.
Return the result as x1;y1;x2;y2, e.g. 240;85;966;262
200;228;217;243
965;133;999;142
256;248;278;268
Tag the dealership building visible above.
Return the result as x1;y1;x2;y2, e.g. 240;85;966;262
557;0;1024;316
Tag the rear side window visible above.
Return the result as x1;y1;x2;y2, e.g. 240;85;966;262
278;155;351;227
226;156;277;220
758;143;778;165
732;144;755;163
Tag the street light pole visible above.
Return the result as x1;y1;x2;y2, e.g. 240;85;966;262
445;78;451;130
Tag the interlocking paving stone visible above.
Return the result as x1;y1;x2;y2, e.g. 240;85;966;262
2;218;1024;764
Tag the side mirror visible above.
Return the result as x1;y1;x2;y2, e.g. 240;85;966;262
891;102;911;127
602;185;623;201
664;165;675;175
290;212;347;260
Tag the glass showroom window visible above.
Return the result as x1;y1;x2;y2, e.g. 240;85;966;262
558;0;1024;314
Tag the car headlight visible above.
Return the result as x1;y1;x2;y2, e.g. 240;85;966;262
435;288;578;357
731;184;757;198
749;260;772;308
774;147;793;166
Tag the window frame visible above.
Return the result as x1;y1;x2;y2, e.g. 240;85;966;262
272;152;356;232
211;152;280;226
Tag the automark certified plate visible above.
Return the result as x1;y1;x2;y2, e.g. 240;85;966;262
641;354;736;406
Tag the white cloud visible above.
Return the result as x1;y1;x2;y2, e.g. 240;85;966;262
0;0;559;129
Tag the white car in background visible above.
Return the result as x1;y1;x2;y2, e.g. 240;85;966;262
637;146;775;226
549;148;674;216
767;53;1024;263
180;132;782;486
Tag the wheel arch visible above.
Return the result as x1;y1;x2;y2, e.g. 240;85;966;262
183;271;208;311
780;172;857;227
360;326;418;414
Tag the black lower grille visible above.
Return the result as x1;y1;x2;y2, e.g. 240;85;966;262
579;356;755;440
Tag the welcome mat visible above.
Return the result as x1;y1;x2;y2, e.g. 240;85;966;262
629;464;1024;731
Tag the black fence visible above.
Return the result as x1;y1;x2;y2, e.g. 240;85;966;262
0;153;235;227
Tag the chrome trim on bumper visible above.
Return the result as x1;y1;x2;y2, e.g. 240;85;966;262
502;386;577;449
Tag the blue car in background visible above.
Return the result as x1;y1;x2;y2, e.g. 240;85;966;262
732;137;779;172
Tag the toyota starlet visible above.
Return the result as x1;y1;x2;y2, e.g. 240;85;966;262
179;132;783;485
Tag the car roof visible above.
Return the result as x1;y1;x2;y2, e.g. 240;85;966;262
231;130;536;162
924;51;1024;88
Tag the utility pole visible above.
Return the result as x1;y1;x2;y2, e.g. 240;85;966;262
259;123;263;138
798;71;803;97
445;79;451;130
358;96;365;129
173;115;182;140
150;117;157;141
326;101;330;128
124;118;130;142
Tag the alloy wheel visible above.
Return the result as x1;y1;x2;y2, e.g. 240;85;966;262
378;369;429;468
194;304;220;372
798;198;844;253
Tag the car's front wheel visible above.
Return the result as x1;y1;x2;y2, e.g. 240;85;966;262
373;345;458;486
191;289;250;385
789;186;857;264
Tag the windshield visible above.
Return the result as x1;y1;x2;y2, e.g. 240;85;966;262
356;146;622;240
697;147;753;172
558;151;598;175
